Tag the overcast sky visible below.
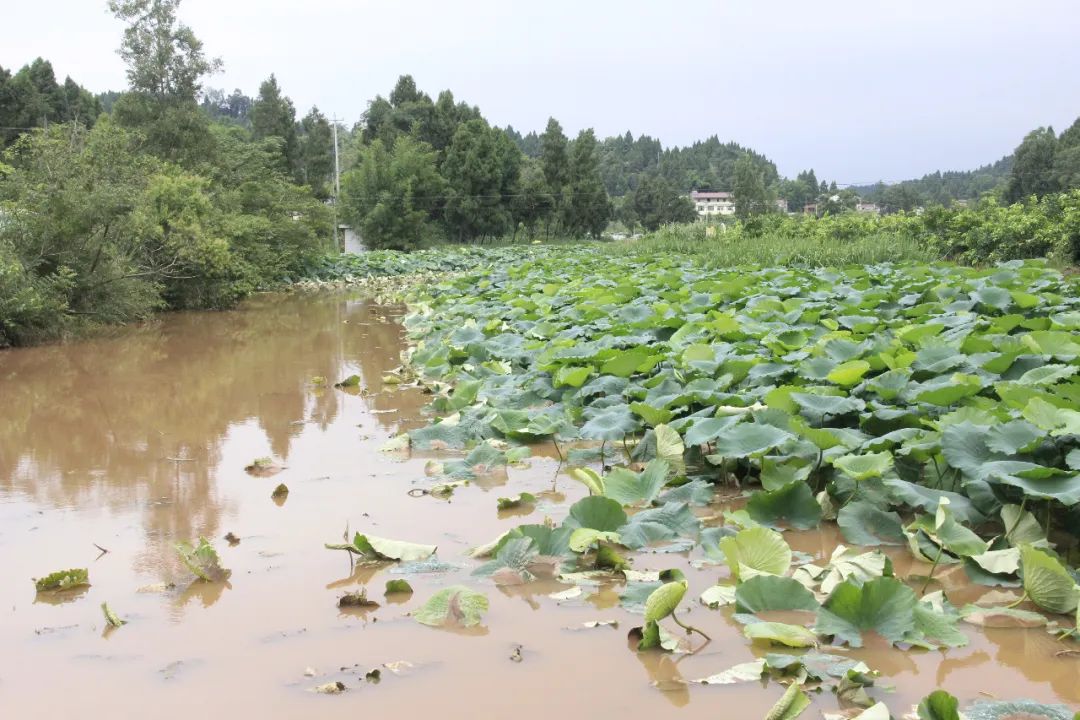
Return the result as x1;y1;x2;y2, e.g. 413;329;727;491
3;0;1078;182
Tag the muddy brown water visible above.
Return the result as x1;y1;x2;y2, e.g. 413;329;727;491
1;291;1078;718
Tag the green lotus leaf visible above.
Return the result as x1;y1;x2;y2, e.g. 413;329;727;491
735;575;820;613
764;681;812;720
653;424;685;471
833;451;893;481
964;700;1077;720
414;585;489;628
34;568;90;592
719;526;792;581
176;537;231;581
618;501;700;549
564;495;628;532
917;690;961;720
580;404;639;440
684;415;742;446
709;422;794;458
745;621;819;648
602;460;670;506
746;480;823;530
554;365;592;388
326;532;438;563
1020;545;1080;615
568;467;605;495
1016;363;1078;386
473;537;539;579
827;360;871;387
815;576;917;647
837;501;904;546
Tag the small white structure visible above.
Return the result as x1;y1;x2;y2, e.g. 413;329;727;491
855;202;881;215
341;225;366;254
690;190;736;217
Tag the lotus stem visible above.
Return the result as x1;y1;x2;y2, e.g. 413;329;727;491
671;610;711;642
920;546;943;595
1006;592;1028;609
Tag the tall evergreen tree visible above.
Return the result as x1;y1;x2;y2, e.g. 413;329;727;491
1005;127;1059;202
562;129;611;238
298;106;334;196
734;153;771;219
441;119;517;242
250;74;300;177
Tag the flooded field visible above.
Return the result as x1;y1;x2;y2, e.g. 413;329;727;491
1;290;1078;718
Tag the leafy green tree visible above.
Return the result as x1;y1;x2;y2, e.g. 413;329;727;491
630;175;696;230
1005;127;1059;202
250;74;299;177
108;0;221;165
442;119;519;241
562;129;611;238
340;137;445;250
734;153;771;219
298;107;334;197
879;184;924;214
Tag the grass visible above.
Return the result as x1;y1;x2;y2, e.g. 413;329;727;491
614;222;936;267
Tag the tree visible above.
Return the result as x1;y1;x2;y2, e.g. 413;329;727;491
539;118;570;203
562;129;611;238
340;137;445;251
298;107;334;197
630;175;696;231
511;159;555;238
1005;127;1059;202
441;119;518;242
733;153;771;219
108;0;221;164
250;74;299;177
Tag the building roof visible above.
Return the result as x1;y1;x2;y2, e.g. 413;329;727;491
690;191;733;200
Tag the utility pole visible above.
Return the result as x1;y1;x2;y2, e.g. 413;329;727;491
330;116;343;252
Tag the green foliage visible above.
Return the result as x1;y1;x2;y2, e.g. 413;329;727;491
414;586;489;628
34;568;90;592
340;137;446;250
175;537;230;581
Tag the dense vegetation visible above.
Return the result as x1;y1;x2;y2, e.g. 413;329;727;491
0;1;333;346
624;190;1080;267
377;245;1080;714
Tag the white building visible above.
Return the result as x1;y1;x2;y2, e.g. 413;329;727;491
690;190;736;217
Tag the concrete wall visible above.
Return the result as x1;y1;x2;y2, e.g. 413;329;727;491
342;226;366;254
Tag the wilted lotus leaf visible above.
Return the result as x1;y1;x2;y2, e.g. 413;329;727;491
175;538;231;582
414;586;488;628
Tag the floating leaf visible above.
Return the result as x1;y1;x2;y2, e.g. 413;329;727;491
34;568;89;592
764;681;811;720
101;602;126;628
744;621;819;648
326;532;437;563
175;538;230;582
964;699;1077;720
735;575;820;613
496;492;536;511
692;659;766;685
564;496;628;532
815;577;917;647
385;580;414;595
414;586;489;628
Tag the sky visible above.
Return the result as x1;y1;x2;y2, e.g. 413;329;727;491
3;0;1079;183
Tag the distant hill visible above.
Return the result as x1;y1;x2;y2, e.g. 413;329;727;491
852;154;1013;204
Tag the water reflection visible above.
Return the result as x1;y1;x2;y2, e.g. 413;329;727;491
0;292;425;582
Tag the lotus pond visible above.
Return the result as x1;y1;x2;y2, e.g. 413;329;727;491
3;247;1080;719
